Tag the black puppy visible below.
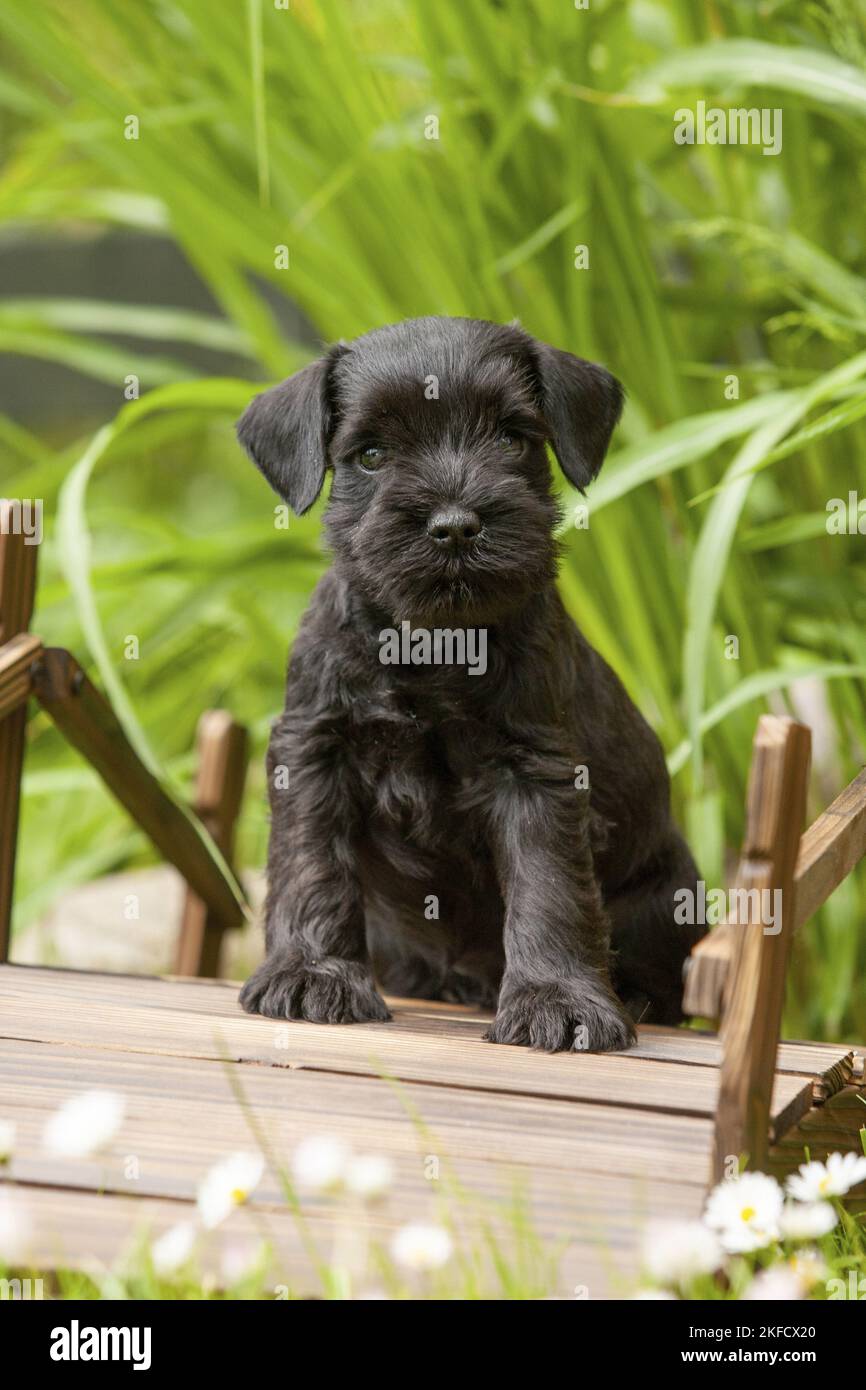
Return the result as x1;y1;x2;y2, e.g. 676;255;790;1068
236;317;702;1052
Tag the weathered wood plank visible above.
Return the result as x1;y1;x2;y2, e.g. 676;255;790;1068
633;1024;857;1078
3;963;851;1073
6;1126;705;1237
5;1174;705;1296
769;1084;866;1211
0;965;813;1127
1;1036;718;1188
794;767;866;930
682;922;738;1020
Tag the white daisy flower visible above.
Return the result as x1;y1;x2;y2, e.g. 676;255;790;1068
197;1151;265;1229
0;1119;16;1164
823;1151;866;1193
632;1289;678;1300
786;1152;866;1202
742;1266;805;1300
390;1222;453;1272
345;1154;394;1201
641;1220;723;1286
779;1201;837;1241
42;1090;125;1159
704;1171;783;1253
0;1189;32;1265
151;1222;196;1275
291;1136;350;1194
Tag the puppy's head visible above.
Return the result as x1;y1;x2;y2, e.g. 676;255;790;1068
237;317;622;623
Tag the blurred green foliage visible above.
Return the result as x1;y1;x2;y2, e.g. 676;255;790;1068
2;0;866;1039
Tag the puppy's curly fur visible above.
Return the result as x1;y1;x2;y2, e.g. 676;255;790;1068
236;317;703;1052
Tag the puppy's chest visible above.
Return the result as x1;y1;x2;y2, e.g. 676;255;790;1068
350;690;490;828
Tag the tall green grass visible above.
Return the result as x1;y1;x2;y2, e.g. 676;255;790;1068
2;0;866;1039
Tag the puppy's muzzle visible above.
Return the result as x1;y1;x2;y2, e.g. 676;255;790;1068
426;506;482;552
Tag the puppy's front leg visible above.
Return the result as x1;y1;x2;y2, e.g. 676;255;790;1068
240;712;390;1025
485;777;635;1053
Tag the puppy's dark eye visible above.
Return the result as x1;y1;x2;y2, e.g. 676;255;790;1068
357;446;385;473
497;431;524;454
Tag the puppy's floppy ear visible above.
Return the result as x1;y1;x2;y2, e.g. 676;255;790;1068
530;341;624;491
236;345;346;515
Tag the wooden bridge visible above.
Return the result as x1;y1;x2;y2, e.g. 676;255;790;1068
2;516;866;1296
0;963;862;1295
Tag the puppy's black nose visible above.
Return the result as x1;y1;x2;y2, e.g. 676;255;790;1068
426;507;482;549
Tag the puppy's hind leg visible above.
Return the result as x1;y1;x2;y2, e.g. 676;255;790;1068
606;837;704;1026
367;897;503;1010
369;941;447;1003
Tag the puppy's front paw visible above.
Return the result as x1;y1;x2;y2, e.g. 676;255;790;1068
486;979;635;1053
240;951;391;1024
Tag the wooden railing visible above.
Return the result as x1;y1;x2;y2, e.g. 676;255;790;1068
685;760;866;1025
0;513;37;960
684;714;866;1181
0;510;249;975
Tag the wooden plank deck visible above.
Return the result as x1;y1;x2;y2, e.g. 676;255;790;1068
0;963;862;1297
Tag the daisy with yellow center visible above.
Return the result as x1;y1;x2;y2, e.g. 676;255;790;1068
704;1171;783;1253
787;1153;866;1203
197;1151;265;1230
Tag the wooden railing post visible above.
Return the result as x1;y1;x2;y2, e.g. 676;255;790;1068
712;715;811;1181
0;504;39;962
175;710;249;977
